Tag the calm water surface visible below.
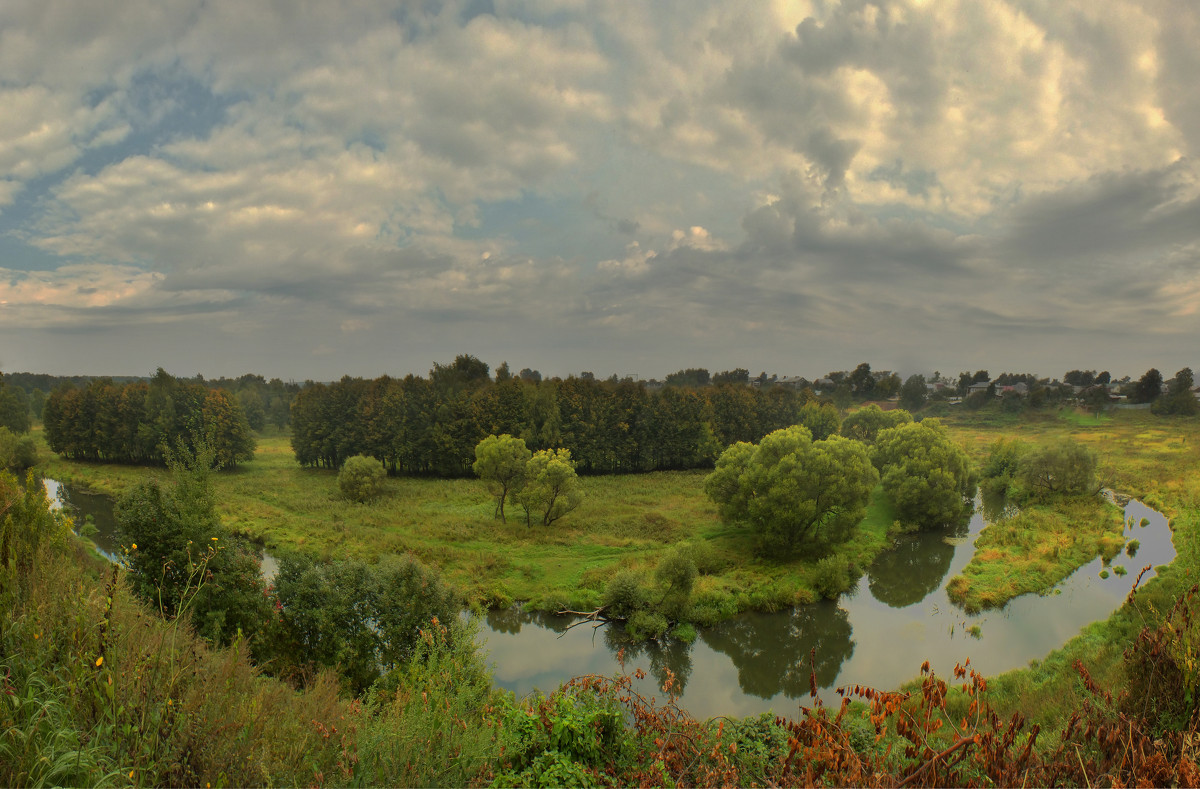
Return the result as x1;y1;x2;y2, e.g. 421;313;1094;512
48;480;1173;720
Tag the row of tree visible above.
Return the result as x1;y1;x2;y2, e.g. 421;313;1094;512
43;369;256;468
290;359;838;476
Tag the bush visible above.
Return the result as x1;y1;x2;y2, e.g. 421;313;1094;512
678;541;726;575
813;555;856;600
338;454;387;503
601;570;648;619
0;427;36;471
626;610;669;641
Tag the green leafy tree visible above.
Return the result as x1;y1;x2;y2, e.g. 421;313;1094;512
704;426;878;556
1018;441;1097;498
873;420;976;529
840;405;912;444
274;554;459;693
115;441;273;651
472;434;532;522
339;454;387;503
514;448;584;527
899;374;928;411
1133;368;1164;404
0;380;30;434
0;427;37;471
1153;368;1199;416
797;401;841;441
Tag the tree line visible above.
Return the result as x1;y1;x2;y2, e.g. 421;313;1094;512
43;368;256;468
290;355;836;476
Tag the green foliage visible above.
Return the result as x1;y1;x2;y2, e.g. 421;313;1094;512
0;426;37;471
840;404;912;444
1018;440;1097;499
899;374;928;411
0;381;31;434
42;370;255;468
514;448;584;527
626;610;670;641
274;553;459;693
601;570;649;619
812;554;856;599
873;419;976;529
358;616;502;787
114;442;274;652
473;434;532;521
654;547;697;620
705;426;879;556
493;686;625;787
338;454;387;503
797;401;841;440
980;437;1027;496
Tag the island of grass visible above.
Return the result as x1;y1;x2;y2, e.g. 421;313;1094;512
945;495;1125;612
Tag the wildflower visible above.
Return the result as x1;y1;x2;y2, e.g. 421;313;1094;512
95;656;104;667
131;543;137;550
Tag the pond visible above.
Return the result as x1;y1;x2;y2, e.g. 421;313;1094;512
47;479;1174;720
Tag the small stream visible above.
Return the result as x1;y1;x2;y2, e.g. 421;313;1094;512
47;479;1174;719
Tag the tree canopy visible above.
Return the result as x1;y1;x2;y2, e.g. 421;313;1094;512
513;448;584;527
873;420;976;529
472;434;532;522
704;426;878;556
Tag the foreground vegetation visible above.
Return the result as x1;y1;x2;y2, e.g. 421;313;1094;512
7;454;1200;787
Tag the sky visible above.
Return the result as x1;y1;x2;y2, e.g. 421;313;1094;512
1;0;1198;383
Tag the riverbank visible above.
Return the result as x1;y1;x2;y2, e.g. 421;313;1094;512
935;408;1200;729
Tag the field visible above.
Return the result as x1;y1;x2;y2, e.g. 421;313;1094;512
35;429;897;615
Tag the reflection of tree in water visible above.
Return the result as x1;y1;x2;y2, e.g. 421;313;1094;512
602;626;694;696
700;603;854;699
980;491;1017;523
868;524;964;609
485;607;575;635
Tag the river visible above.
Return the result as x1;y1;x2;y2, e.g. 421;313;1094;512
46;479;1174;720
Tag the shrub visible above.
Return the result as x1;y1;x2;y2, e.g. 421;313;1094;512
813;555;855;600
0;427;36;471
601;570;648;619
338;454;387;503
626;610;669;641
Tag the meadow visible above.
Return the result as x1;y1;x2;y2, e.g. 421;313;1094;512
36;429;897;617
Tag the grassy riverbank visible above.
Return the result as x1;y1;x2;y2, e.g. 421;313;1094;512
937;408;1200;729
937;409;1189;612
34;429;898;617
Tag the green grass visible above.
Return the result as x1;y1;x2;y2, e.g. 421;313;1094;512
945;495;1125;612
35;430;901;616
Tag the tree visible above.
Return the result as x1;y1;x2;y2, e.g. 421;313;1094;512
274;554;459;693
873;420;976;529
339;454;387;502
472;434;532;522
0;427;37;472
704;426;878;556
797;401;841;441
1132;368;1164;404
0;381;30;434
899;374;928;412
848;362;875;400
514;448;584;527
712;368;750;385
840;405;912;444
1151;368;1198;415
114;440;273;651
1018;441;1096;498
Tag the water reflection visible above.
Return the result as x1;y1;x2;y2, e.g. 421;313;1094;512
867;527;962;609
702;603;854;698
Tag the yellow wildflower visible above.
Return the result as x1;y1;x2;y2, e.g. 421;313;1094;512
95;656;103;667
